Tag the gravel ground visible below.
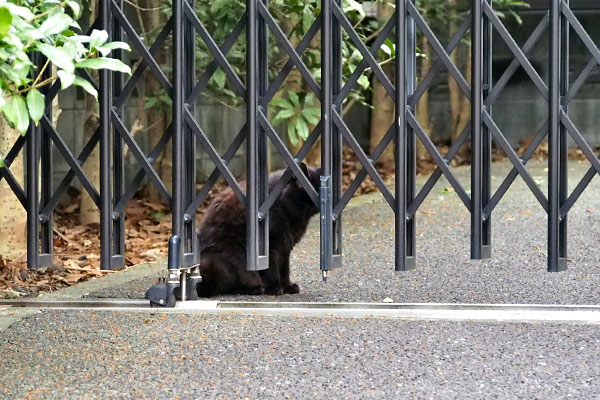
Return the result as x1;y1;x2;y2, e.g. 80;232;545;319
91;160;600;304
1;310;599;399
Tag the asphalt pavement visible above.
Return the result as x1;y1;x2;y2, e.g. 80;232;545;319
1;159;600;399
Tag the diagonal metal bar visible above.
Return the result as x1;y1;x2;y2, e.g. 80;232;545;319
2;135;25;167
332;2;396;101
410;14;471;108
188;15;246;105
44;80;61;107
485;13;549;107
41;128;100;216
407;112;472;212
184;1;246;98
482;111;548;212
111;111;171;203
560;166;596;218
76;69;99;94
483;120;548;218
332;109;395;209
184;108;246;204
257;2;321;99
186;123;247;215
336;12;396;104
407;1;471;101
114;16;173;108
483;1;548;101
262;15;321;106
257;110;319;207
333;122;395;217
258;122;321;215
561;2;600;67
407;122;471;218
111;1;172;93
114;124;173;214
563;57;597;106
0;135;26;192
560;110;600;175
0;166;26;208
42;115;101;207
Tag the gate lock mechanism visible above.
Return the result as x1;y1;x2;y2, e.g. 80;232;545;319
145;235;202;308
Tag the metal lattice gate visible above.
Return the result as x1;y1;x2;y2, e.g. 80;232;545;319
1;0;599;275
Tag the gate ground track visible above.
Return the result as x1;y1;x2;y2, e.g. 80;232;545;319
2;300;600;323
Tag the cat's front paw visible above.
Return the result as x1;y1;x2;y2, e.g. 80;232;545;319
284;283;300;294
265;286;284;295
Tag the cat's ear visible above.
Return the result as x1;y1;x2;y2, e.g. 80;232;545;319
299;162;309;177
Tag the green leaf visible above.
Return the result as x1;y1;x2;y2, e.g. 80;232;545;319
144;97;157;110
75;57;131;74
342;0;365;18
287;121;298;146
287;90;300;108
73;76;98;99
302;4;312;34
380;43;392;57
4;3;34;21
2;98;17;129
0;7;12;40
272;108;296;126
211;69;226;88
26;88;45;123
57;70;76;89
384;39;396;57
0;154;4;168
95;41;131;56
68;1;81;18
90;29;109;50
13;95;29;135
301;108;320;125
357;75;369;90
39;12;74;36
37;44;75;73
296;116;309;140
271;98;294;110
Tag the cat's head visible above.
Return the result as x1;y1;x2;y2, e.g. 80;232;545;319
287;163;321;212
298;162;321;191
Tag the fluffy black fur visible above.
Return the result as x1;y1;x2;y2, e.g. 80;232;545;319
196;164;321;297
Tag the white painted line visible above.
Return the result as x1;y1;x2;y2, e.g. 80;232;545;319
3;300;600;323
174;300;218;310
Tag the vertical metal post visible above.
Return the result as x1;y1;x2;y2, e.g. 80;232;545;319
173;0;184;243
331;0;343;271
111;0;125;269
471;0;490;259
246;0;267;271
26;55;40;269
257;0;269;269
182;0;196;266
320;0;333;279
482;0;492;256
395;0;413;271
548;0;567;271
39;57;53;268
100;0;112;270
403;0;417;269
559;0;569;266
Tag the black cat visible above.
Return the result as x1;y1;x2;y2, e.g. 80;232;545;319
196;163;321;297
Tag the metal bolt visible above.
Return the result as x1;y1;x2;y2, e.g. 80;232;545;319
159;299;164;304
